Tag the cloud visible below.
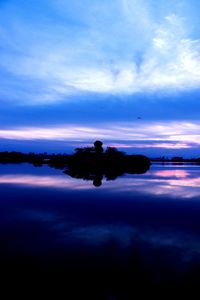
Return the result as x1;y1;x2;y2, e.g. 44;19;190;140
1;1;200;104
0;121;199;150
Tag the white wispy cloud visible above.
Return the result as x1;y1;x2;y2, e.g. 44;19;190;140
0;121;199;150
1;0;200;104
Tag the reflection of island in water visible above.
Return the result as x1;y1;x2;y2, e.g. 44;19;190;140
64;141;151;187
0;141;151;187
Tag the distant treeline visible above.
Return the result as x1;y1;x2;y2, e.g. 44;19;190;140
0;151;200;165
1;141;200;186
0;151;70;166
0;141;152;186
151;156;200;163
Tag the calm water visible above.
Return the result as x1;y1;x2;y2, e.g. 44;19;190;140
1;162;200;297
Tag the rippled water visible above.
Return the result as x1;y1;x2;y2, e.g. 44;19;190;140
1;162;200;297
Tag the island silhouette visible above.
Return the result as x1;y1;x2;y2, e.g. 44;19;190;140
0;141;151;186
2;140;200;186
2;141;200;186
64;141;151;186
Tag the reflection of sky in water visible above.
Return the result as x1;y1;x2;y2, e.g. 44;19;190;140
0;163;200;198
48;216;200;258
1;162;200;278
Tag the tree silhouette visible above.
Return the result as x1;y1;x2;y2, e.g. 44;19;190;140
93;174;103;187
94;140;103;154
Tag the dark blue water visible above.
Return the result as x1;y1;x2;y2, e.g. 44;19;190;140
1;162;200;298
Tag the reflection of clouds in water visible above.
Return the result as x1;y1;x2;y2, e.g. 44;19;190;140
23;210;61;223
1;164;200;198
0;174;94;190
112;177;200;198
62;225;135;248
107;166;200;198
154;169;189;178
22;208;200;262
21;209;77;233
64;225;200;262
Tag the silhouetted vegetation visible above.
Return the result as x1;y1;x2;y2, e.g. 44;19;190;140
0;151;69;166
0;141;200;173
0;141;152;186
151;156;200;163
3;141;200;186
2;141;200;186
65;141;151;186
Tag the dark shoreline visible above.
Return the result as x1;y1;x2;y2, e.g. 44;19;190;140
0;151;200;163
0;148;151;187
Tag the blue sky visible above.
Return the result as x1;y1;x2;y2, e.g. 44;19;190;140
1;0;200;157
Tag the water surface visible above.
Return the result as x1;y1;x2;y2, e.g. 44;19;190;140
1;162;200;297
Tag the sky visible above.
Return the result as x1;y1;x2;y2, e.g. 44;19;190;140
1;0;200;157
